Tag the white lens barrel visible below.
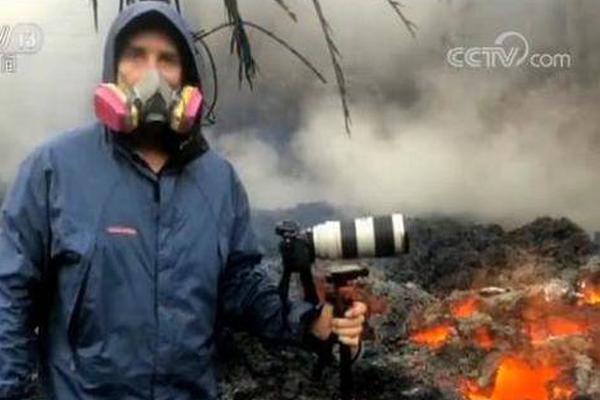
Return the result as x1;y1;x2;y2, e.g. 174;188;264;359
311;213;407;259
355;216;376;257
392;213;406;255
312;220;342;259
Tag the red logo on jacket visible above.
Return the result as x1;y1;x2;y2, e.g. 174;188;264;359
106;225;138;236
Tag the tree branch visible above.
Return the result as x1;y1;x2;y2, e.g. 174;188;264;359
91;0;98;31
311;0;352;135
273;0;297;22
195;22;327;84
386;0;418;38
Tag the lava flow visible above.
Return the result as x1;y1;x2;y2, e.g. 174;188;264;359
461;355;567;400
527;315;589;345
410;324;455;349
472;326;494;350
451;296;480;319
408;273;600;400
579;276;600;306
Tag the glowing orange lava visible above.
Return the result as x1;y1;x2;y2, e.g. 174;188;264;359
580;280;600;306
451;297;480;319
473;326;494;350
552;384;575;400
409;281;600;399
410;324;455;349
463;356;565;400
528;316;588;345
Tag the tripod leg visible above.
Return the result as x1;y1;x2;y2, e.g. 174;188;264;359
300;268;319;304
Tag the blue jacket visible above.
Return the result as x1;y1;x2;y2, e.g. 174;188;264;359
0;3;321;399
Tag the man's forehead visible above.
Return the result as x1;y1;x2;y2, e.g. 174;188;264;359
125;29;180;53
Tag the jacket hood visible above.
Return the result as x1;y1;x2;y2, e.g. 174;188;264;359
102;1;205;88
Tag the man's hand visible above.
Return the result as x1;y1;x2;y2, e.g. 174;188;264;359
310;301;368;358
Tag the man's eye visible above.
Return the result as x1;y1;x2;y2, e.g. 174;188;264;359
161;56;179;66
124;48;144;61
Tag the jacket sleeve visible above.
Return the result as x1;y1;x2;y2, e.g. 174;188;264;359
0;150;49;399
219;165;323;347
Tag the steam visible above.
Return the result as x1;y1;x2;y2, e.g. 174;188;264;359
1;0;600;231
200;0;600;231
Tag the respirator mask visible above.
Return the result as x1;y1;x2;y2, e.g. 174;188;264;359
94;68;203;135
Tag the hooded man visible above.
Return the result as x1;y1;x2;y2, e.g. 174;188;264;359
0;2;367;399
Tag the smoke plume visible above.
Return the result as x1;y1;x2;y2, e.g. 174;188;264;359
1;0;600;231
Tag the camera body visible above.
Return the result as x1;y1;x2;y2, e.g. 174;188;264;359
276;212;409;304
276;213;408;263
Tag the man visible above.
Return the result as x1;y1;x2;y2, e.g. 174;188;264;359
0;2;367;399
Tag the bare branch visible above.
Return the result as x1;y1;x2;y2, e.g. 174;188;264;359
195;22;327;84
386;0;418;38
91;0;98;31
273;0;297;22
311;0;352;135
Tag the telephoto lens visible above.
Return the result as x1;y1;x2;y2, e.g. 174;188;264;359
309;214;408;259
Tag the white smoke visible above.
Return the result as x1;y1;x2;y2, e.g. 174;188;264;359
202;0;600;231
2;0;600;232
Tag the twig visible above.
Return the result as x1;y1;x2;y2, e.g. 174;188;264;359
385;0;418;38
311;0;351;135
195;22;327;84
91;0;98;31
273;0;297;22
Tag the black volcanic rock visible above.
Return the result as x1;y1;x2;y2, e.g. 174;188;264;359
385;217;598;295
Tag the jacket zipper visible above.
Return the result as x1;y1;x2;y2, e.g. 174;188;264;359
151;181;160;400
